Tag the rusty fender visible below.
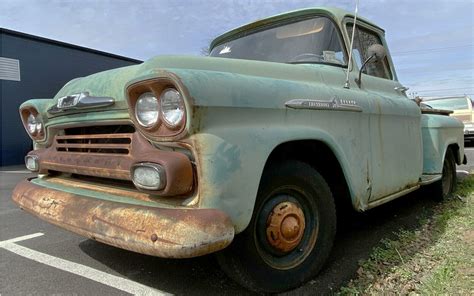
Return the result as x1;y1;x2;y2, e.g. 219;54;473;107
12;179;235;258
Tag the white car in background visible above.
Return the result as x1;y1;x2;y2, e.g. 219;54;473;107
423;96;474;142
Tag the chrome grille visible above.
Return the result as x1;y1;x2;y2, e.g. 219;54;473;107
55;133;132;154
55;125;135;154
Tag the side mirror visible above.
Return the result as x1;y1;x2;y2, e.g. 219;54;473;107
356;44;387;87
367;44;387;63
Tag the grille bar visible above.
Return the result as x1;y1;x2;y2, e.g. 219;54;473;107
55;133;133;140
56;143;130;149
55;133;132;155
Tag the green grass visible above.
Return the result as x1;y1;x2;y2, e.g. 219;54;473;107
338;176;474;295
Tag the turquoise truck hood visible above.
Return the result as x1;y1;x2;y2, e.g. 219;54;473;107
50;64;142;117
49;55;326;118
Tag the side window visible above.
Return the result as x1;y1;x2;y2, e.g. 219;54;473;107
347;24;393;80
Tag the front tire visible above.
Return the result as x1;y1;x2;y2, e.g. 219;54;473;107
217;161;336;293
431;148;456;201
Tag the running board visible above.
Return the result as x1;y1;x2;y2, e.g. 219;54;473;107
367;185;420;210
419;174;442;186
366;174;442;210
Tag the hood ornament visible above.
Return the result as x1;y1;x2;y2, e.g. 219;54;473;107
48;92;115;114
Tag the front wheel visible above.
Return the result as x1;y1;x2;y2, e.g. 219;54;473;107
430;148;456;201
216;161;336;293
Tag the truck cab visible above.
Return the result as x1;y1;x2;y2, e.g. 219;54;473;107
12;7;464;293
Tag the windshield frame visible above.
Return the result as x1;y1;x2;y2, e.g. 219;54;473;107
209;14;349;67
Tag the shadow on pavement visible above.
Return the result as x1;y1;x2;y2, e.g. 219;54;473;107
79;239;251;295
80;189;439;295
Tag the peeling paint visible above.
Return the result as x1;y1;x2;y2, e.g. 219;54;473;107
12;179;234;258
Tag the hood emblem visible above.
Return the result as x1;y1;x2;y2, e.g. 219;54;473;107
48;92;115;114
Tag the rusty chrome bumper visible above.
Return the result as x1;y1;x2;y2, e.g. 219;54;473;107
12;179;235;258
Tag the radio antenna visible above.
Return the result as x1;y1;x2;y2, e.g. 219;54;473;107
344;0;360;89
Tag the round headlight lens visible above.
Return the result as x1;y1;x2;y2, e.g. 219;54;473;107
135;92;159;128
22;109;45;140
160;88;185;127
27;113;38;135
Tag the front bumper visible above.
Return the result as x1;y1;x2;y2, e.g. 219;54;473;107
12;179;234;258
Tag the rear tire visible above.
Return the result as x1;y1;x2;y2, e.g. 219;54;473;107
216;161;336;293
430;148;456;201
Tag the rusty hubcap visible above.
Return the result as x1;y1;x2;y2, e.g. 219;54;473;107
266;201;305;253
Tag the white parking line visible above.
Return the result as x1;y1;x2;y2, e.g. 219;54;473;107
0;232;45;246
0;233;169;296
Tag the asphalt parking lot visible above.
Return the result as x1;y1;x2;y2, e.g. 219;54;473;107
1;148;473;295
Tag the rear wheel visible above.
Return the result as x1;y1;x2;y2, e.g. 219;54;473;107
216;161;336;293
431;148;456;201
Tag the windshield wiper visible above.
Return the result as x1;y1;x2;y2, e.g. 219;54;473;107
286;61;324;64
286;61;346;68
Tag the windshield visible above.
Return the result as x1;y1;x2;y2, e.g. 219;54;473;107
210;16;346;66
424;97;469;111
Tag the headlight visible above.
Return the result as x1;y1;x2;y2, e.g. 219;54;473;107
135;92;159;128
127;78;188;140
160;88;185;127
27;113;42;135
131;163;166;191
21;108;44;140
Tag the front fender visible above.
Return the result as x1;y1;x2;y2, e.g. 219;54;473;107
186;110;364;233
421;114;464;174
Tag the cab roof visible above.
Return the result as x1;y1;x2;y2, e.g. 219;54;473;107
210;7;383;50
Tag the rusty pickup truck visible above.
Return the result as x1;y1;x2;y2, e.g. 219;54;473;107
13;7;465;293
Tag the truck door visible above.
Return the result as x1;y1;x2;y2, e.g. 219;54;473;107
319;65;374;206
347;23;423;202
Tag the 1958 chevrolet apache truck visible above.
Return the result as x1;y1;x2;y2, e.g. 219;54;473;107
12;7;465;293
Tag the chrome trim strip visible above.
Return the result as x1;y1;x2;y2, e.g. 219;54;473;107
285;98;362;112
48;92;115;114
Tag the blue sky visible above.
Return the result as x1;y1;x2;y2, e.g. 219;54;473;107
1;0;473;98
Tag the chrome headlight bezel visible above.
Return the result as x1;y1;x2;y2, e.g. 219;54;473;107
126;76;189;141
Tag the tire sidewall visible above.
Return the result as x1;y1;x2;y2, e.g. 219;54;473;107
222;161;336;293
432;149;457;201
